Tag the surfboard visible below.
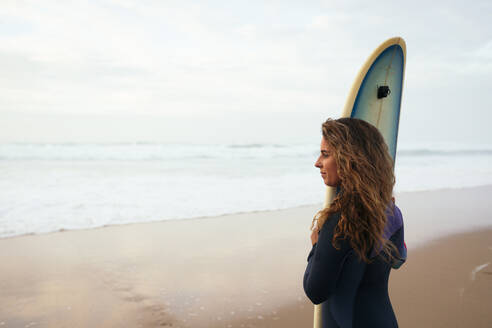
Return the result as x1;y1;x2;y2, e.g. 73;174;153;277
313;36;406;328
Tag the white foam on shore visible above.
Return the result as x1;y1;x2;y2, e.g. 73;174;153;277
1;143;492;238
470;263;490;281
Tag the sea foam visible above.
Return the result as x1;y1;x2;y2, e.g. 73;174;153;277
1;143;491;238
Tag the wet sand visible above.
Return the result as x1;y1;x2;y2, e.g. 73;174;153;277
0;186;491;327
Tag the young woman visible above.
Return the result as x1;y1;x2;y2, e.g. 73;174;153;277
303;118;407;328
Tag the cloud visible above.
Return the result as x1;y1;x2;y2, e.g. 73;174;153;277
0;0;491;143
473;40;492;59
236;24;257;38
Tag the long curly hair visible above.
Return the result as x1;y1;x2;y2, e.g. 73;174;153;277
314;118;397;263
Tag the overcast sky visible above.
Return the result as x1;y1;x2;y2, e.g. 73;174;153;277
1;0;491;146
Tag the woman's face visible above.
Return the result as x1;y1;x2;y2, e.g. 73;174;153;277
315;138;340;187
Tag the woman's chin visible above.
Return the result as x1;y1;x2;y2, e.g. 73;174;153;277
324;180;340;188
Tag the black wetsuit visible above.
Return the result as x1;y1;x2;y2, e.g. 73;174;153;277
303;206;406;328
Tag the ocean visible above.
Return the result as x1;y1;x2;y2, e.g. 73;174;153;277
1;142;491;238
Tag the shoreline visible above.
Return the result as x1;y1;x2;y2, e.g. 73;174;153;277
2;183;492;242
0;185;491;327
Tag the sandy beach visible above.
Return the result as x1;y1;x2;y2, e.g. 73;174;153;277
0;185;491;327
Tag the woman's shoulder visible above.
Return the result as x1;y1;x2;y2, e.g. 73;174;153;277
383;205;404;239
390;205;403;225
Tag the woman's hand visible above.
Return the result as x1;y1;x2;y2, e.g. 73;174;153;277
311;228;319;246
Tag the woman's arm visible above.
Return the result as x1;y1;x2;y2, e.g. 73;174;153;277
390;225;407;269
303;213;354;304
388;205;407;269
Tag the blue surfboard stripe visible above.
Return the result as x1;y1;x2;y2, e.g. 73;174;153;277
350;45;404;162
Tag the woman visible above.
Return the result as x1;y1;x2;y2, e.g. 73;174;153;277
303;118;407;328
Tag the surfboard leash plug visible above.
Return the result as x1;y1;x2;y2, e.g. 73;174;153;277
377;85;391;99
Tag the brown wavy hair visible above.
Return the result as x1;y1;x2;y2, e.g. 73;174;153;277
313;118;397;263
